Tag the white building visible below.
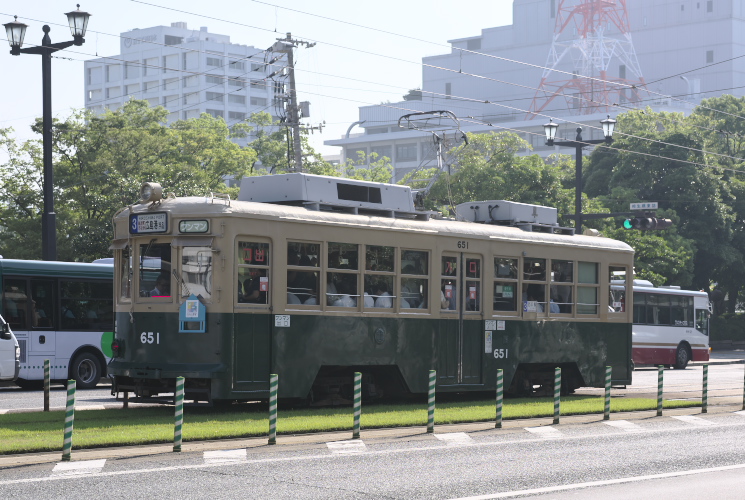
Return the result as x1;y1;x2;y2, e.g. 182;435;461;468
83;22;282;147
326;0;745;181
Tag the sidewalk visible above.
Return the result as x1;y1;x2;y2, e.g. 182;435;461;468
692;349;745;365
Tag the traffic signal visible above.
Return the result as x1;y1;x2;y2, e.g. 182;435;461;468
623;217;672;230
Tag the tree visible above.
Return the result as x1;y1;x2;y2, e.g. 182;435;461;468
0;100;257;261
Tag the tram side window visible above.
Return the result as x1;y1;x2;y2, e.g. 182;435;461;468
327;242;359;307
440;256;457;311
61;280;114;331
465;258;481;312
365;245;394;308
577;262;599;314
608;265;627;312
550;260;573;314
139;242;172;298
671;295;693;326
494;257;517;312
181;246;212;300
3;279;28;329
119;246;132;300
287;242;320;305
237;241;270;305
522;258;546;313
401;250;428;310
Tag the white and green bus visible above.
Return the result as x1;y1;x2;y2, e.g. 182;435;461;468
0;259;113;389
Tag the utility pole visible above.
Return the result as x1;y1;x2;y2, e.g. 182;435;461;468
271;33;315;172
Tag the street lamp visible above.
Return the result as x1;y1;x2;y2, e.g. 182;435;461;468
3;6;91;261
543;115;616;234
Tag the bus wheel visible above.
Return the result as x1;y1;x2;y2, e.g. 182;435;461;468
673;344;690;370
71;352;102;388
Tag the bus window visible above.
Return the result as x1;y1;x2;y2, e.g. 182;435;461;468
31;280;54;328
181;246;212;300
237;241;270;305
139;242;172;299
3;280;28;329
287;242;319;305
633;292;647;324
365;245;394;309
696;308;710;335
61;281;114;331
494;257;517;312
577;262;599;314
671;295;693;327
401;250;428;310
550;260;573;314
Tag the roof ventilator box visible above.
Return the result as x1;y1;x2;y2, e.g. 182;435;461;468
239;173;431;220
455;200;575;235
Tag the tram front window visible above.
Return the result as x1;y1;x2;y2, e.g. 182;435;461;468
139;242;172;299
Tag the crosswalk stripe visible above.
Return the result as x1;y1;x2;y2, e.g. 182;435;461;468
435;432;474;446
602;420;644;432
52;459;106;476
524;426;563;438
326;440;366;454
672;415;716;426
203;449;247;464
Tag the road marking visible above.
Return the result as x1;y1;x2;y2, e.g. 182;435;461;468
524;426;562;438
326;440;366;454
77;405;107;411
203;449;247;464
602;420;644;433
735;410;745;416
435;432;474;446
672;415;716;426
51;459;106;476
446;462;745;499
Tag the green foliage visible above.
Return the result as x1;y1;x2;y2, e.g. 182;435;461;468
0;100;257;261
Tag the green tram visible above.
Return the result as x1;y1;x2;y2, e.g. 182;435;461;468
108;174;634;403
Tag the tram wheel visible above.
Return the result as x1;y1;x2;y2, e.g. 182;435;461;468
70;352;102;389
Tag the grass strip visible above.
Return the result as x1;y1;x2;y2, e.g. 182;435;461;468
0;396;700;455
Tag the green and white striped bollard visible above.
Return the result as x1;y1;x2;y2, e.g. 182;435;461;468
353;372;362;439
604;365;612;421
553;367;561;425
657;365;664;416
495;369;503;429
268;374;278;445
44;359;50;412
173;376;184;452
61;380;76;461
702;364;708;414
427;370;436;433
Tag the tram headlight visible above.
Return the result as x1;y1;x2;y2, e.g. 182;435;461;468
139;182;163;204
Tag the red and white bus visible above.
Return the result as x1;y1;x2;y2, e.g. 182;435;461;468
612;280;710;369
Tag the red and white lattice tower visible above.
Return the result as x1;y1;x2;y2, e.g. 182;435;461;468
528;0;647;118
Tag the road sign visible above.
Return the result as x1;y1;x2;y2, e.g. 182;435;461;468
630;202;658;210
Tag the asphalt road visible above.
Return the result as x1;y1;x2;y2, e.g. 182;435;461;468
2;407;745;498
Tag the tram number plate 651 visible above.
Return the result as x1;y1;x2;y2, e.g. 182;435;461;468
140;332;160;344
493;348;508;359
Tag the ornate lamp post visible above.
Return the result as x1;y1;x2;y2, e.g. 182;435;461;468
4;6;91;260
544;115;616;233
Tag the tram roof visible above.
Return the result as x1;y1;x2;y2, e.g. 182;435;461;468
0;259;113;279
121;196;634;253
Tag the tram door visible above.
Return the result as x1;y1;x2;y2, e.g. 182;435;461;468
233;240;272;393
438;253;483;386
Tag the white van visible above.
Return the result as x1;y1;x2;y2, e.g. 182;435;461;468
0;315;20;381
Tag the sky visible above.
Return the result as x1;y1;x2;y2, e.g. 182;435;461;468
0;0;514;156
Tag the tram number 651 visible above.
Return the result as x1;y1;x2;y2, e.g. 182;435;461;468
457;240;469;249
493;348;508;359
140;332;160;344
